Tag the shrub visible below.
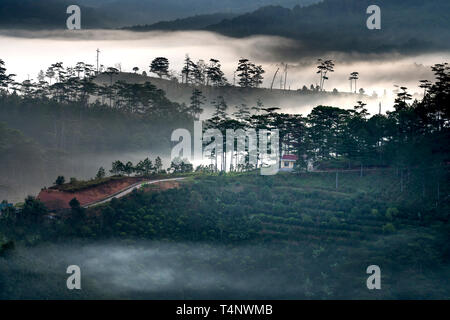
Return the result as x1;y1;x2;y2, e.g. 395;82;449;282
382;223;396;233
54;176;65;186
0;240;15;257
301;214;313;224
329;217;339;226
386;207;399;218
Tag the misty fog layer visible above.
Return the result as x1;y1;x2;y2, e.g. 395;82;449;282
1;233;447;299
1;242;309;299
1;30;448;113
1;29;449;203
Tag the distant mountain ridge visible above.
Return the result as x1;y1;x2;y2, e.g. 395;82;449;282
124;0;450;55
0;0;320;29
80;0;319;25
2;0;448;55
204;0;450;54
0;0;116;29
123;13;238;32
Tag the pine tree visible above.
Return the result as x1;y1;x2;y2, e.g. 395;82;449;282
96;167;106;179
150;57;169;78
154;156;163;173
207;59;227;86
189;89;205;120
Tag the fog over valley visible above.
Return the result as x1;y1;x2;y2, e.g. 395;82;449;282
0;29;448;201
0;0;449;302
1;30;446;114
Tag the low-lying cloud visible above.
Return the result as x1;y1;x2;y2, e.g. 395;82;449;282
1;242;314;299
1;29;447;96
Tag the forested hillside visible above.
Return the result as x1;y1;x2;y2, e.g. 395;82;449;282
1;65;449;297
94;72;372;117
0;0;116;29
77;0;319;26
202;0;450;54
123;13;238;31
0;59;194;201
0;47;448;299
1;170;449;299
0;0;319;29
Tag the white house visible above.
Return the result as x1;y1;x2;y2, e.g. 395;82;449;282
280;154;298;171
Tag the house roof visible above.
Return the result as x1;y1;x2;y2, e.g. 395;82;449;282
0;203;13;210
282;154;298;161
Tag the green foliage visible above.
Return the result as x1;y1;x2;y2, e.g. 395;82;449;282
386;207;399;218
169;157;193;174
385;211;393;221
329;217;339;225
0;73;194;157
0;57;449;299
67;198;86;232
150;57;169;78
0;122;45;194
236;58;265;88
22;170;441;244
301;214;313;224
0;240;14;257
54;176;65;186
96;167;106;179
382;223;396;234
188;89;205;120
0;170;449;299
154;157;163;173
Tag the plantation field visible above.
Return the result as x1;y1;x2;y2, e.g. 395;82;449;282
1;170;449;299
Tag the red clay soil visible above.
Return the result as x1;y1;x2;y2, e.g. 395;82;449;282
142;180;181;192
38;177;144;210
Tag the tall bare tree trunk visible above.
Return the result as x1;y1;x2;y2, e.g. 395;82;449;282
270;68;279;90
